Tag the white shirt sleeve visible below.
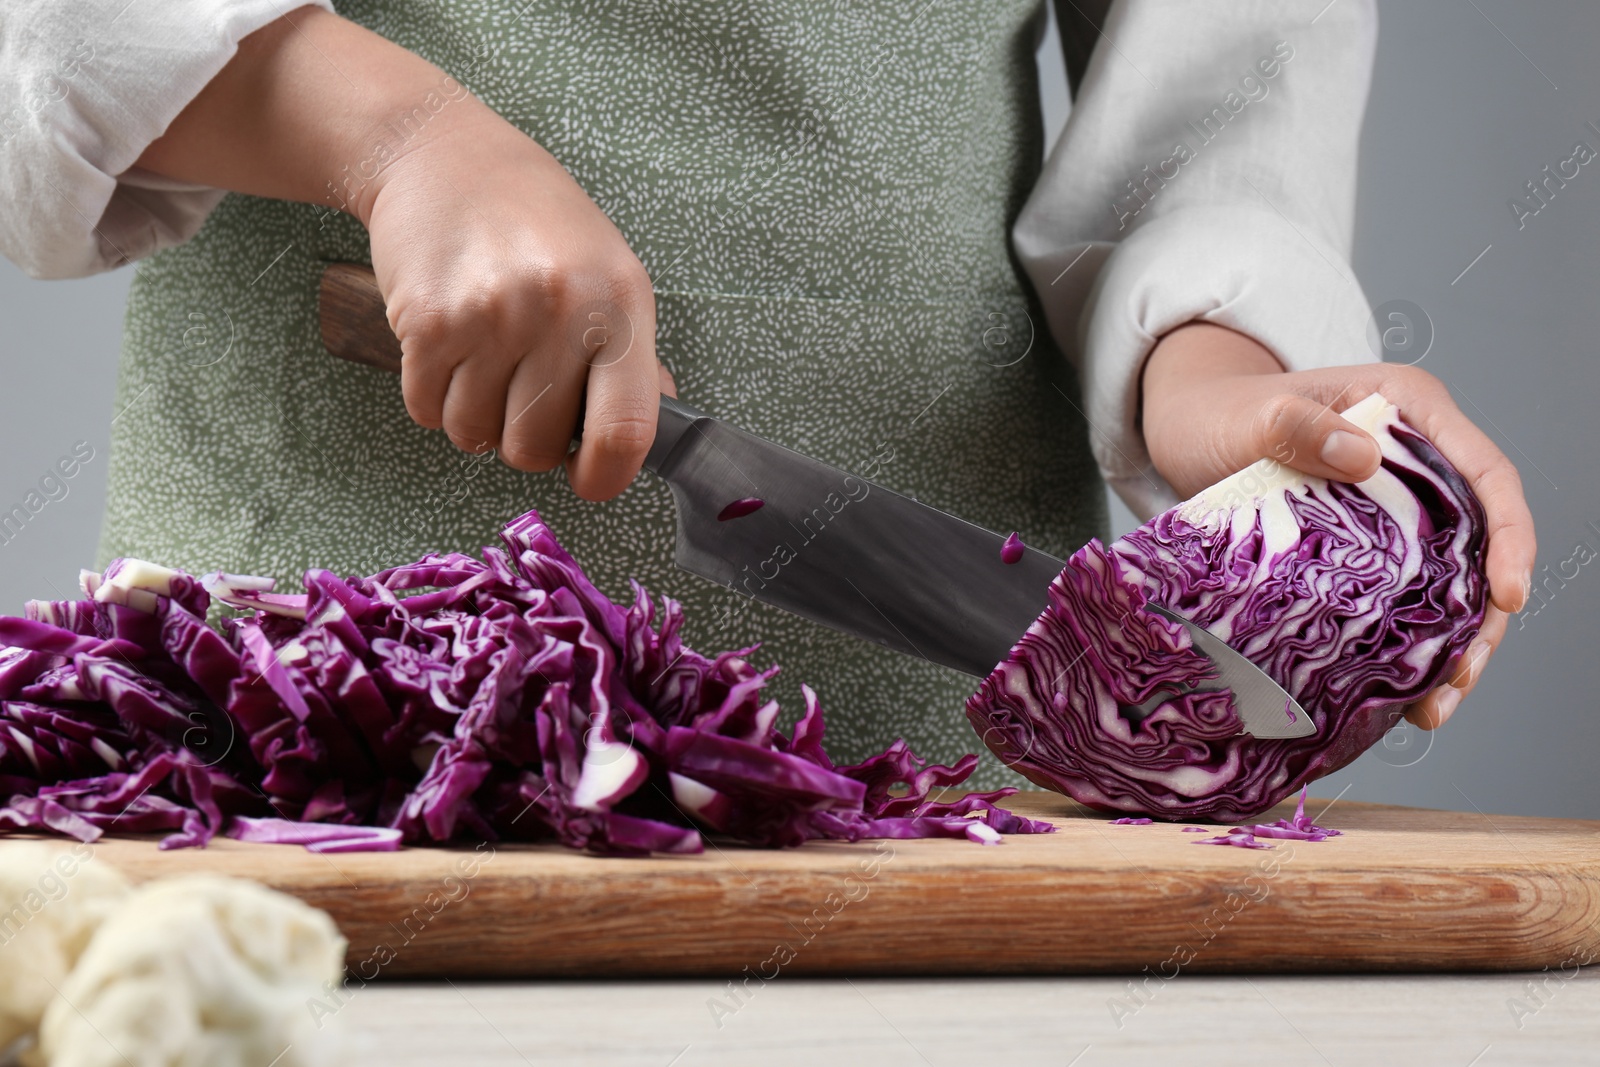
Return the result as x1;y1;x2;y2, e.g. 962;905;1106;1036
0;0;334;280
1015;0;1379;519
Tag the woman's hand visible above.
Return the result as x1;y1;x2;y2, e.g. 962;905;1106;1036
136;6;664;499
1141;322;1536;730
358;108;661;500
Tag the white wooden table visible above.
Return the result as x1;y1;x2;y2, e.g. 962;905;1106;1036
336;970;1600;1066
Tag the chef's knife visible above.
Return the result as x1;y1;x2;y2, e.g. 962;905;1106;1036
318;263;1313;739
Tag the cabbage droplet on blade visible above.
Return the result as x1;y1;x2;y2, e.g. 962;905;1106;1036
716;497;765;521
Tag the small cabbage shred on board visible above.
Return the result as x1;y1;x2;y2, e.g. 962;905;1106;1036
966;394;1487;822
0;511;1051;855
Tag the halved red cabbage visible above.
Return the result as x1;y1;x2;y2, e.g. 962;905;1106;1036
967;394;1487;822
0;510;1050;853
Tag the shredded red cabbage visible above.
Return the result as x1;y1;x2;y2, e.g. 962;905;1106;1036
1108;816;1152;825
0;510;1050;854
967;395;1487;822
1194;789;1342;848
228;817;403;853
716;497;765;521
1193;830;1274;850
1230;787;1343;842
1000;532;1025;565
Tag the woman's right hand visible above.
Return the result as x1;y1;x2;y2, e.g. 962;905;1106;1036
358;104;664;500
135;5;665;500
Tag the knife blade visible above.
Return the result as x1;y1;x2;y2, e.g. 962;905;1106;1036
646;397;1311;740
317;263;1314;740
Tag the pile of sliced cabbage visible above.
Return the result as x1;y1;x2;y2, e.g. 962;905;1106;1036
0;511;1049;855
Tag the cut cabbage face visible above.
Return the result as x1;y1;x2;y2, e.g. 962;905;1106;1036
967;394;1487;822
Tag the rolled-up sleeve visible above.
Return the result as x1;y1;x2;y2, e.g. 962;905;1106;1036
1015;0;1379;518
0;0;332;279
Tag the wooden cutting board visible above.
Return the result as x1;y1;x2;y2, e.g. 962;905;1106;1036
22;794;1600;977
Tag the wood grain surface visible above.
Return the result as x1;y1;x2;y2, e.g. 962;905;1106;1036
17;794;1600;978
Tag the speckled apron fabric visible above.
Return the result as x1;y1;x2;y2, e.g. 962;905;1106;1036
99;0;1106;788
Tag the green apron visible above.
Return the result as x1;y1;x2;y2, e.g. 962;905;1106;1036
99;0;1106;788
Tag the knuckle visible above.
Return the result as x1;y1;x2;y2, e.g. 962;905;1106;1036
397;267;558;343
397;308;454;356
500;442;565;472
444;424;500;456
1254;393;1305;447
401;383;443;429
586;412;655;459
571;257;651;313
560;265;641;319
404;400;443;432
1390;362;1441;395
601;260;652;301
455;282;530;339
531;264;575;314
1495;456;1526;490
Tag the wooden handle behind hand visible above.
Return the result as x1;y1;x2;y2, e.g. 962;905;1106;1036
318;262;403;375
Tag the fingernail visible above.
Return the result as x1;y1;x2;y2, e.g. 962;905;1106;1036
1321;430;1376;477
1433;686;1463;726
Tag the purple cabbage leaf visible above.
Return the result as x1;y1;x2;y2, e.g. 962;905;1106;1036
1;510;1050;854
967;394;1486;822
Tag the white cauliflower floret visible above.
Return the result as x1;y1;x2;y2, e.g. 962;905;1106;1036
34;876;347;1067
0;842;130;1055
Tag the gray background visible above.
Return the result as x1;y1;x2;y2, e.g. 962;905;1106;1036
1;0;1595;818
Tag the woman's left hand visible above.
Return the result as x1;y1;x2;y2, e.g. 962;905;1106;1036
1140;321;1536;730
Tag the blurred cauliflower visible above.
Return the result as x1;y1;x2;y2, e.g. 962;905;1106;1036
33;876;347;1067
0;843;130;1056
